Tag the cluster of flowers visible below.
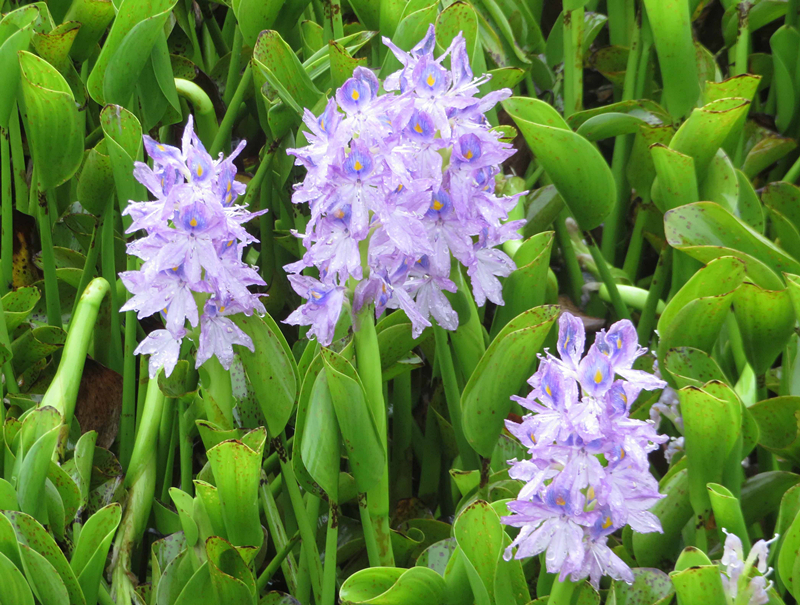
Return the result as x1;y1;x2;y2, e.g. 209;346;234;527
285;25;523;345
121;117;265;378
502;313;667;586
720;530;776;605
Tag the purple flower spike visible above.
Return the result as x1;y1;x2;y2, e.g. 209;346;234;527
123;117;265;377
502;312;668;588
285;27;522;346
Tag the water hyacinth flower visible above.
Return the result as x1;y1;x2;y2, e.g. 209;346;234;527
285;25;524;345
502;312;668;587
121;117;266;377
720;530;777;605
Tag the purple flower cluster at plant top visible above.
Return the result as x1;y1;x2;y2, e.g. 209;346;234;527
502;312;668;587
121;117;266;378
285;25;524;346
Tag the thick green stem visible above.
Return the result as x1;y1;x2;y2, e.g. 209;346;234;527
101;199;123;373
735;2;751;76
621;205;647;281
256;531;301;593
40;278;110;429
601;7;641;262
585;231;631;320
358;494;382;568
433;324;479;470
321;490;339;605
785;154;800;183
39;188;62;328
555;210;584;304
0;294;17;395
243;141;278;209
119;260;138;471
327;0;344;40
354;306;395;566
789;0;799;27
637;245;673;346
8;104;27;213
260;479;300;595
548;577;579;605
1;127;12;294
562;6;584;118
276;433;323;603
178;398;193;494
126;377;166;488
175;78;218;147
391;371;413;502
211;62;252;156
224;27;243;106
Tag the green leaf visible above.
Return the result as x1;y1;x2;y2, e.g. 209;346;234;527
503;97;616;230
5;511;85;605
656;256;744;383
664;347;728;388
750;396;800;466
670;565;727;605
18;51;83;190
666;202;800;281
641;0;701;117
0;550;34;605
453;500;504;605
734;282;795;376
20;545;71;605
632;467;693;568
86;0;179;105
17;418;60;522
770;25;800;133
742;134;797;179
232;0;285;47
669;98;751;181
462;305;560;458
99;104;145;213
490;232;554;337
416;538;458;577
779;507;800;599
680;382;742;524
62;0;116;63
321;348;385;492
741;471;800;525
650;144;698;214
0;6;37;128
339;566;447;605
299;369;341;497
11;325;66;374
206;429;266;549
252;30;323;138
707;483;750;551
232;313;299;438
3;287;40;333
70;504;121;605
206;535;257;605
612;568;674;605
77;141;114;216
329;40;367;89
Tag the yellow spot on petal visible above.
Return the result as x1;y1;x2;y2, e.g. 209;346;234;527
529;432;537;444
190;218;198;227
414;123;423;133
556;496;566;506
227;240;234;247
163;307;168;314
226;193;232;204
352;89;360;100
426;73;435;86
594;369;603;384
354;160;363;171
320;118;326;131
545;385;552;397
311;290;322;300
157;145;165;151
197;166;203;177
586;486;595;500
603;516;613;529
334;209;345;219
396;184;404;192
432;199;443;211
219;305;225;312
172;266;179;272
227;182;232;192
620;448;626;460
616;337;622;349
464;150;473;159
